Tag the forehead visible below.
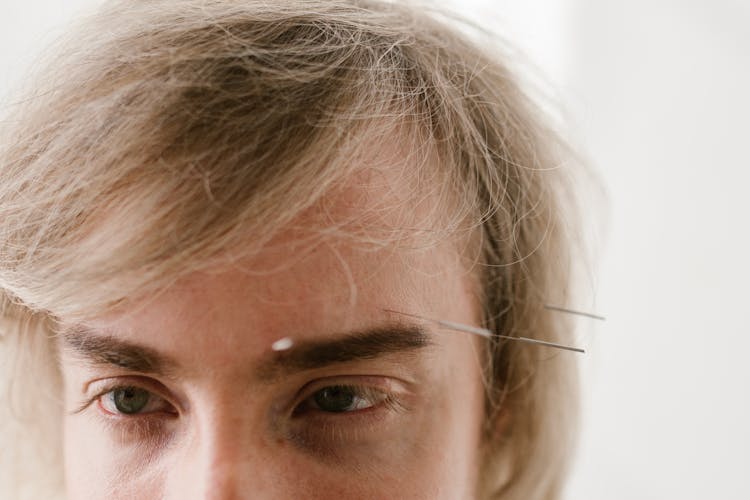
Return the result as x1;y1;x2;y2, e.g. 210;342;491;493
96;242;461;353
75;158;480;366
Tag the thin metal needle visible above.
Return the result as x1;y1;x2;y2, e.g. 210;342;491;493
544;304;606;321
500;336;585;353
384;309;585;354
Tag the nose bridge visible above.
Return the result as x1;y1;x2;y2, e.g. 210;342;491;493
170;394;272;500
201;411;246;500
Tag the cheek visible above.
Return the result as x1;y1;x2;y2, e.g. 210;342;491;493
63;417;159;499
62;390;485;500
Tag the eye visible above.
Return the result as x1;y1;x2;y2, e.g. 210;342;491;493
284;379;411;455
312;385;386;413
295;384;390;414
98;386;174;416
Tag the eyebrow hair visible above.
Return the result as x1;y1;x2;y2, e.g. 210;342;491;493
60;324;433;380
256;325;432;381
61;328;180;375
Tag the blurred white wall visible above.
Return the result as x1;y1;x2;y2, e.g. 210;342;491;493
0;1;102;95
2;1;748;499
564;1;750;499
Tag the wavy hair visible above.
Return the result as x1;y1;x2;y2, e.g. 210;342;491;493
0;1;582;498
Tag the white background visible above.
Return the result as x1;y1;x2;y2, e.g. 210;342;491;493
2;1;748;499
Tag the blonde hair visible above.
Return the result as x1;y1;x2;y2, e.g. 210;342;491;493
0;1;581;498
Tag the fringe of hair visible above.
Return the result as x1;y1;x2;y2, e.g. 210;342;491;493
0;1;587;498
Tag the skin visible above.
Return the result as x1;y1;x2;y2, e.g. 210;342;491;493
58;165;488;499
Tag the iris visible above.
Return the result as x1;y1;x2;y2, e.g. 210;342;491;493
111;387;151;414
312;386;358;413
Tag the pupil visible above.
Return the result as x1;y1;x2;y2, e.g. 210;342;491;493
113;387;150;414
314;386;355;413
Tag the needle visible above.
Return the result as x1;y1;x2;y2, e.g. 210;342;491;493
543;304;606;321
384;309;586;354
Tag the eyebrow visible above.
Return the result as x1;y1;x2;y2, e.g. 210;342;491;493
61;328;180;375
256;325;432;381
60;324;433;380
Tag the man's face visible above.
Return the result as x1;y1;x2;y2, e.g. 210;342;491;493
58;167;487;499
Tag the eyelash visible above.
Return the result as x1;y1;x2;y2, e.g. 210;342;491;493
75;377;406;446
